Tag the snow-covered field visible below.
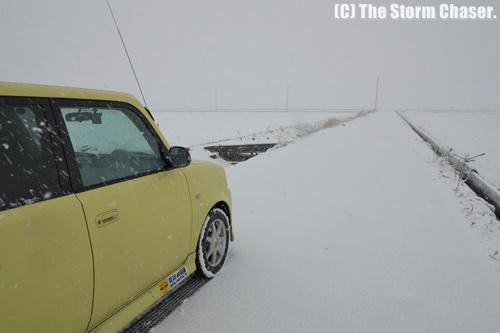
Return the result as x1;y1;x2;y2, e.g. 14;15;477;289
153;111;360;147
403;111;500;191
153;110;373;165
153;111;500;333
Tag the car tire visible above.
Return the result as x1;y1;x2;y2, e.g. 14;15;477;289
196;208;230;278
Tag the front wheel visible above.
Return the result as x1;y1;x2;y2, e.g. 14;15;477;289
196;208;230;278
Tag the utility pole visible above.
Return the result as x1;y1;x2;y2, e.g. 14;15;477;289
214;87;218;111
286;85;289;111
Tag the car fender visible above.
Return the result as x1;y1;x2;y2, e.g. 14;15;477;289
180;160;233;252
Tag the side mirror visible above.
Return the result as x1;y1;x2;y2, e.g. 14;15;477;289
166;146;191;168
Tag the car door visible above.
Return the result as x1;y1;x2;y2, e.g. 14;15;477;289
0;97;93;332
53;99;192;328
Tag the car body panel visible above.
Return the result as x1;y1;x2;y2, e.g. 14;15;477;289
89;253;197;333
0;195;94;333
79;170;192;329
182;160;233;247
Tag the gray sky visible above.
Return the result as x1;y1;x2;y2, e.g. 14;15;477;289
1;0;499;111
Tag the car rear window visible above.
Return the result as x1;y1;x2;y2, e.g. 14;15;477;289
0;104;61;211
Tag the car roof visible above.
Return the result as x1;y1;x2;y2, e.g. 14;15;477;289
0;81;170;148
0;82;143;109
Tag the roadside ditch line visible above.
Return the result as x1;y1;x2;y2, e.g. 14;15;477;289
397;111;500;219
191;109;376;164
191;109;376;149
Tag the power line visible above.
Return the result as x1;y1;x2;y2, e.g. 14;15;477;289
106;0;149;108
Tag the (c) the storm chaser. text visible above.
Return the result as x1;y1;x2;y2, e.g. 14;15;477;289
334;4;497;20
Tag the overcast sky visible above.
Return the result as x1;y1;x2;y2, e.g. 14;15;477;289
1;0;499;111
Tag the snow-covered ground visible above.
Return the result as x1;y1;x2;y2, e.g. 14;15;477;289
403;111;500;191
153;111;360;147
153;111;500;333
153;110;373;166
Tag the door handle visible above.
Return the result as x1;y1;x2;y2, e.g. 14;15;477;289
96;210;119;227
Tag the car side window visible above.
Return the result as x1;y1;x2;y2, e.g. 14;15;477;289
0;103;61;211
60;105;165;188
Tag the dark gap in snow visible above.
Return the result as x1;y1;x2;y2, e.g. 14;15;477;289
204;143;277;163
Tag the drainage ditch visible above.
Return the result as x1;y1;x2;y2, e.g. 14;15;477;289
204;143;277;163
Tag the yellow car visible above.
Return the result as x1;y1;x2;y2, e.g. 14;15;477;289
0;82;233;332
